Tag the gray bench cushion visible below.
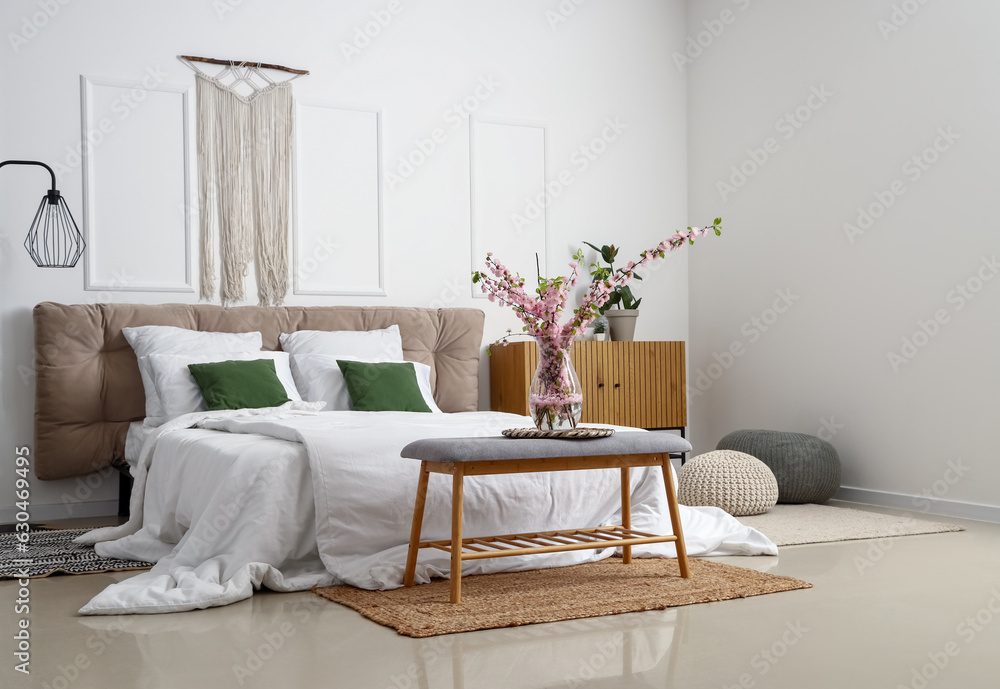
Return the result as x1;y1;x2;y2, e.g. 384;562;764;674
401;431;691;463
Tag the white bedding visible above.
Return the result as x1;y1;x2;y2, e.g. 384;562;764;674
79;407;776;615
123;421;152;471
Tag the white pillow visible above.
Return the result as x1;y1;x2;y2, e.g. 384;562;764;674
145;351;302;423
279;325;404;361
290;353;441;413
123;326;263;422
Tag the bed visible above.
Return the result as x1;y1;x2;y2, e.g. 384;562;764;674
33;302;776;615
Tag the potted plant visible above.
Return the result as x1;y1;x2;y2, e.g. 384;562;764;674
584;219;721;341
592;318;608;341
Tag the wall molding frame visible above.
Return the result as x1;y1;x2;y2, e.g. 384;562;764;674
292;100;385;297
469;117;548;299
80;74;195;293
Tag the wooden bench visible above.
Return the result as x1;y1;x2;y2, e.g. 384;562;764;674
400;432;692;603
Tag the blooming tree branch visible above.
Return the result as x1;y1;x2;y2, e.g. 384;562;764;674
473;219;722;350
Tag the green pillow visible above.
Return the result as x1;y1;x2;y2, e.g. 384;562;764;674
187;359;291;411
336;360;431;413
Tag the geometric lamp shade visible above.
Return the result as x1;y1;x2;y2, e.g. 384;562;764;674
1;159;85;268
23;191;86;268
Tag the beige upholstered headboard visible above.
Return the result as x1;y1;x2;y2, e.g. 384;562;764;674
33;302;485;480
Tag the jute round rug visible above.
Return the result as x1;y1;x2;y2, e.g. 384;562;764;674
313;558;811;637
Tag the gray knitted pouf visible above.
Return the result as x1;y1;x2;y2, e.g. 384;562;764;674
677;450;778;517
716;429;841;504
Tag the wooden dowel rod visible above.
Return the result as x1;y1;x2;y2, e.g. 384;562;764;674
179;54;310;75
497;536;549;548
622;529;659;539
459;535;676;560
557;533;599;544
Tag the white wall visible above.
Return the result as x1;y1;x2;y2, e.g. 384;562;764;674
0;0;689;519
687;0;1000;517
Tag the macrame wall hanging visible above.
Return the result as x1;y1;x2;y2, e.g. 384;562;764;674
180;55;309;307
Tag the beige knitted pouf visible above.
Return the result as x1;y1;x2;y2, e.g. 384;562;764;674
678;450;778;516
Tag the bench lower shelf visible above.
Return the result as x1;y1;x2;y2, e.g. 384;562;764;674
418;525;678;560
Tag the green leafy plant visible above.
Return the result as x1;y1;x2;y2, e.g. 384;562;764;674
584;218;722;315
583;242;643;313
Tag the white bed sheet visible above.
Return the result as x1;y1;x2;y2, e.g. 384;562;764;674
124;421;153;471
79;407;776;615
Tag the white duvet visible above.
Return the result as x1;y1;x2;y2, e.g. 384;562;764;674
77;406;776;615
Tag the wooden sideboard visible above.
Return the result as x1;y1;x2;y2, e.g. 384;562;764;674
489;340;687;430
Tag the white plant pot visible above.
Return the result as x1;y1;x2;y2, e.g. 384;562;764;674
605;309;639;342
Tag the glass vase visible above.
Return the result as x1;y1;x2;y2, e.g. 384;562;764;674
529;339;583;430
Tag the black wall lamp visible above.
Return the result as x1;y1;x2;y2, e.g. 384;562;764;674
0;159;85;268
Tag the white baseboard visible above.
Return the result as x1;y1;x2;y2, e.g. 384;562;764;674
836;486;1000;524
0;500;119;524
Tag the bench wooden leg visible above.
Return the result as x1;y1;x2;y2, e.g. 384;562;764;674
621;466;632;564
403;461;431;587
661;455;690;578
450;464;465;603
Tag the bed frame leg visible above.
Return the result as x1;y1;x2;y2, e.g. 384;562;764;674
116;464;132;517
404;461;431;587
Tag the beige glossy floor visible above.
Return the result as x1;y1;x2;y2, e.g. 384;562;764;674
3;503;999;689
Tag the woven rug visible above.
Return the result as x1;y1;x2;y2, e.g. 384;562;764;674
313;557;811;637
0;528;152;579
737;504;964;546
